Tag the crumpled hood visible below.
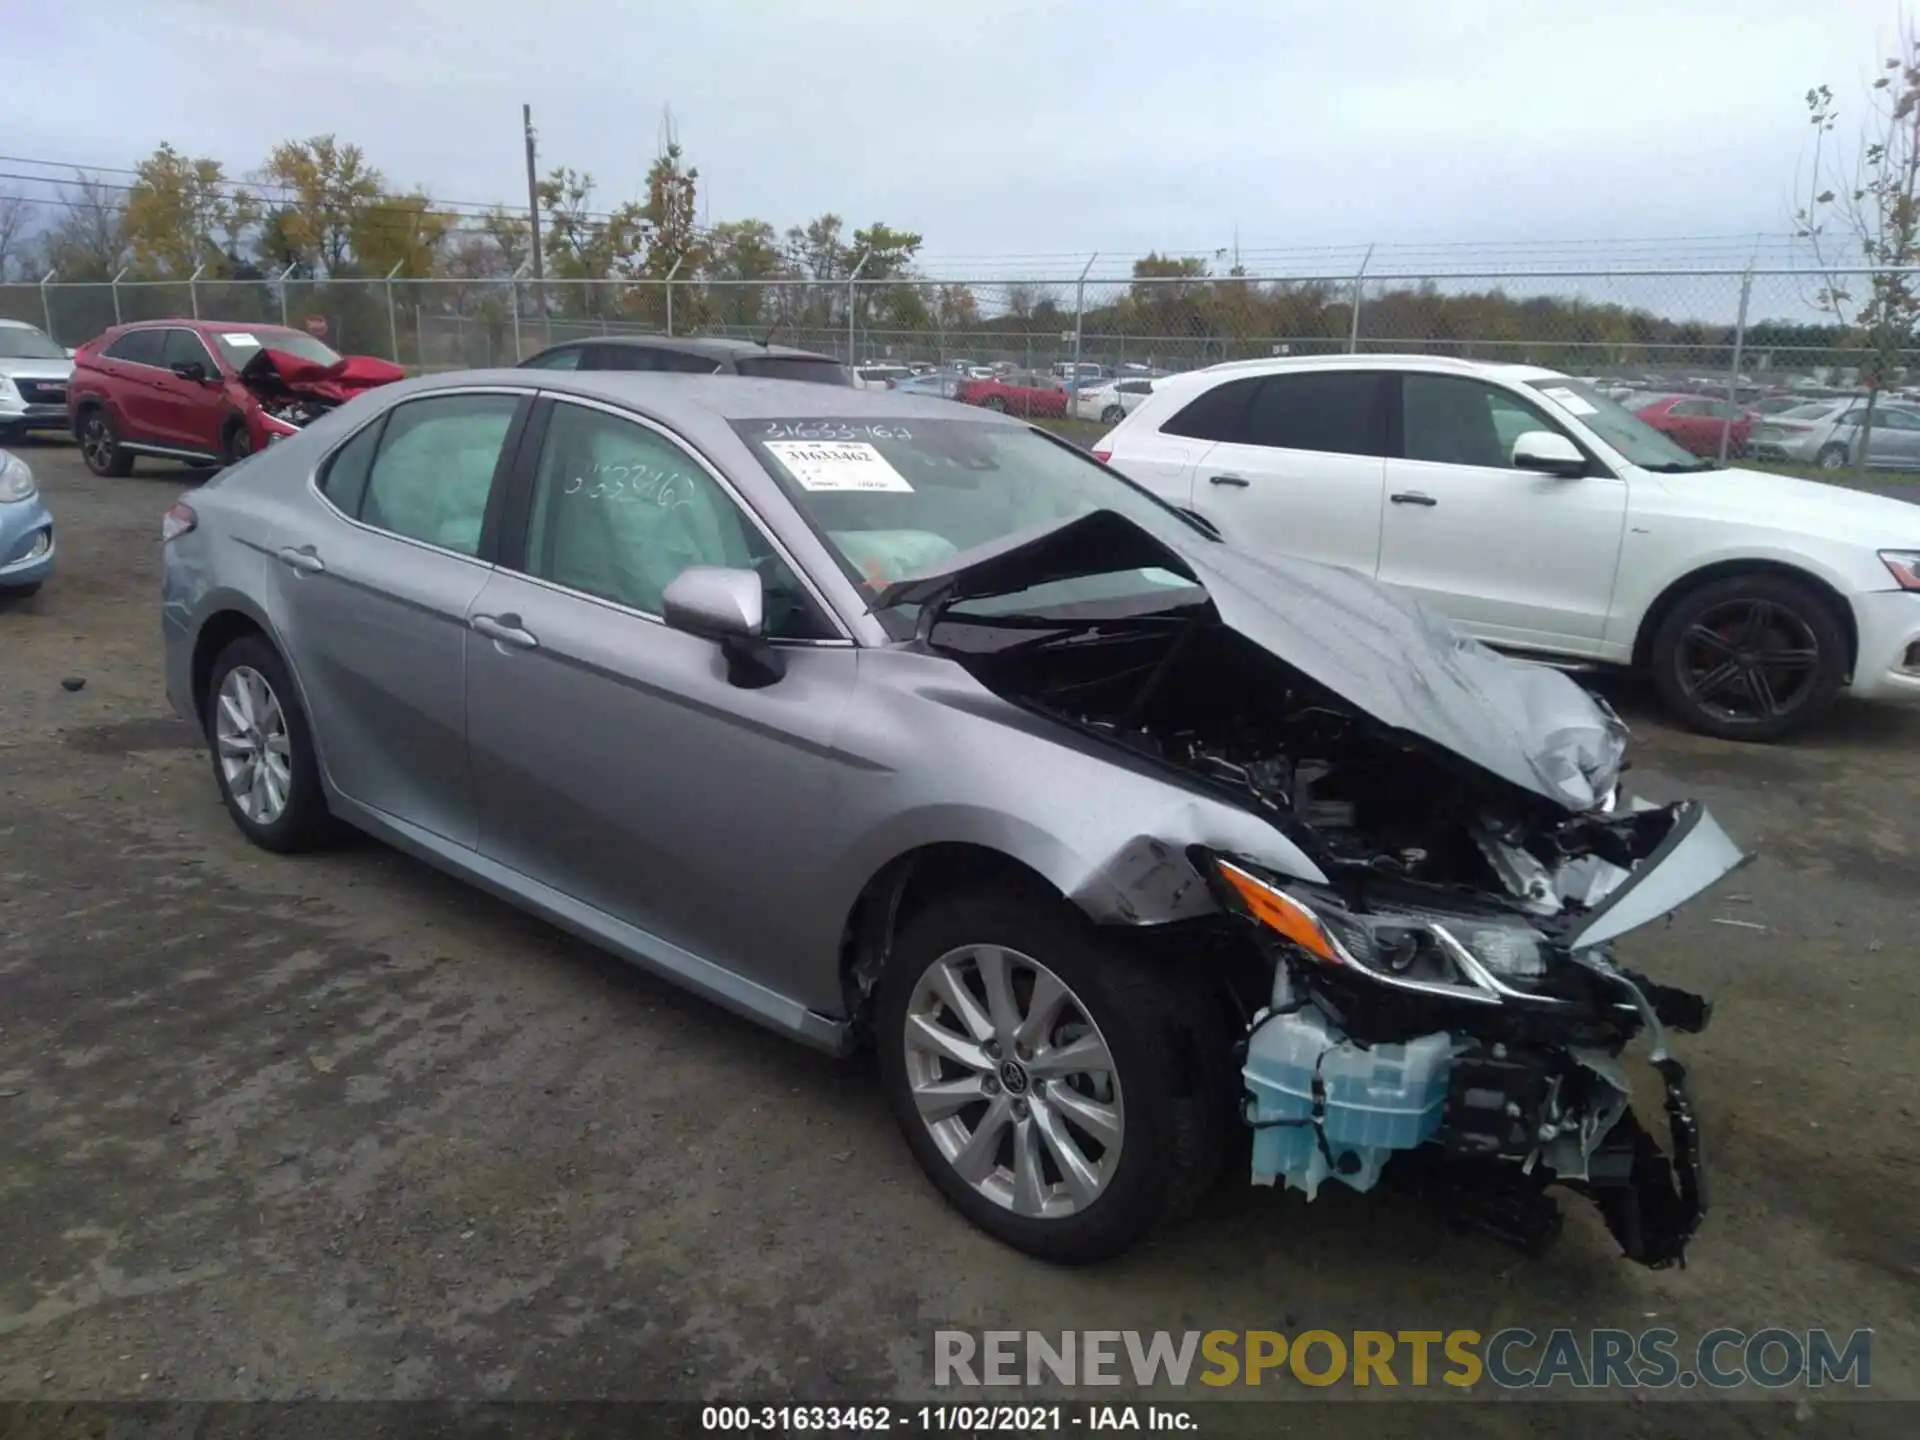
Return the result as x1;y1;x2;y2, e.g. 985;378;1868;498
873;509;1627;813
241;348;405;404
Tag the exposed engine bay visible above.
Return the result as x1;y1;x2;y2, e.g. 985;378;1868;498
922;580;1744;1268
241;347;404;429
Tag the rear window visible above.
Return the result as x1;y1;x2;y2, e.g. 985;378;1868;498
736;356;855;385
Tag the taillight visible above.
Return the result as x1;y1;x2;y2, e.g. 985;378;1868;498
1091;449;1112;463
162;503;198;542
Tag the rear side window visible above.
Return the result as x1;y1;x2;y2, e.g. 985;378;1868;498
1242;372;1387;456
1160;376;1262;441
319;415;387;516
358;394;521;556
583;345;666;372
103;330;165;367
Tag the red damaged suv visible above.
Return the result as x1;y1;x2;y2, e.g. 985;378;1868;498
67;320;404;475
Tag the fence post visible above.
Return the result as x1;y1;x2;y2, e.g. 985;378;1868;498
111;267;127;325
664;256;685;336
385;262;403;362
1347;244;1374;354
277;263;297;329
188;264;205;320
846;251;871;365
1717;267;1755;466
509;276;522;362
39;269;56;340
1071;253;1098;399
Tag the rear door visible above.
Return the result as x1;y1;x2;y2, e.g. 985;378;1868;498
1865;405;1920;468
98;329;168;442
463;395;859;994
1376;372;1626;653
266;389;530;846
1177;370;1390;576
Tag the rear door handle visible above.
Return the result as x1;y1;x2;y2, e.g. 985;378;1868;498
470;613;539;650
1389;491;1438;507
277;545;325;574
1208;474;1250;488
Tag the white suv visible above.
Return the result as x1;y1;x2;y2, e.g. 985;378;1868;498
1094;354;1920;739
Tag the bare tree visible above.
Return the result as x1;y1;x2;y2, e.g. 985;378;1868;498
0;190;28;282
1797;21;1920;473
37;171;128;280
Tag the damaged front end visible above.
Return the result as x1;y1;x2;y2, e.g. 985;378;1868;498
883;509;1747;1268
240;346;404;431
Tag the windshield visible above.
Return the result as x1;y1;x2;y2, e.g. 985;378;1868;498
0;328;68;361
735;356;854;385
732;417;1209;635
212;328;343;370
1524;376;1709;471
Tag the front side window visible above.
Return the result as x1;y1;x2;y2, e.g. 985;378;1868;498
1401;374;1569;470
584;345;667;372
732;416;1211;637
359;394;520;556
162;329;219;374
523;402;831;637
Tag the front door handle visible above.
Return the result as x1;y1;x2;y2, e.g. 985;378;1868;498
1208;474;1250;488
277;545;326;574
470;613;539;650
1389;491;1438;507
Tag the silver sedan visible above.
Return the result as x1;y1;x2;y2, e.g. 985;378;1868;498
160;371;1741;1267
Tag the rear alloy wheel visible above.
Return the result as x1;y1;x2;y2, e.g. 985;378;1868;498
1816;444;1850;471
205;635;337;852
1101;404;1125;424
1650;575;1847;741
79;411;134;477
877;888;1232;1263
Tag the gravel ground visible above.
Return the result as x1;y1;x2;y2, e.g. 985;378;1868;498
1;437;1916;1433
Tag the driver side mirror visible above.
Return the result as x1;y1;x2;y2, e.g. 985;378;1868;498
661;565;785;688
169;359;209;384
1511;430;1587;477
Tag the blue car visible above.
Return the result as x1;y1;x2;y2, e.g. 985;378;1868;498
0;449;54;597
891;372;968;401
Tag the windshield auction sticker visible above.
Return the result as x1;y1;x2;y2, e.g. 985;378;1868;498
763;439;914;492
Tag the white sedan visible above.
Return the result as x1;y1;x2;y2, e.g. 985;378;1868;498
1072;375;1162;424
1094;354;1920;740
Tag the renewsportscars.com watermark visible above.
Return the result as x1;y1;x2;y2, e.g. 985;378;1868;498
934;1327;1874;1391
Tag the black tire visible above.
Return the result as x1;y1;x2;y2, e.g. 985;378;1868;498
204;634;338;852
1649;573;1848;741
78;409;134;477
0;581;42;600
981;395;1007;413
876;886;1234;1263
220;418;255;467
1101;404;1125;424
1816;443;1850;471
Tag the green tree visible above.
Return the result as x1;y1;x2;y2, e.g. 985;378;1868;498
704;219;787;327
122;144;256;278
351;189;455;278
535;166;643;314
256;136;384;275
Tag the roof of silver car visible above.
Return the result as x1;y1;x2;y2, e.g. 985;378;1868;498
401;368;1028;426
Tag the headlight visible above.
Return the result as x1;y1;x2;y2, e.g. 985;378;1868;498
0;450;37;503
1880;550;1920;590
0;376;16;400
1212;858;1551;1003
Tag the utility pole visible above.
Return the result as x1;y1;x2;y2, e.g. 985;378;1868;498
523;104;545;317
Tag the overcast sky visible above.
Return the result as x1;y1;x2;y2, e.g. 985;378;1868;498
1;0;1905;273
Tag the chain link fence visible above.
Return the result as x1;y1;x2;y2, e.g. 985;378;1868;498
5;268;1913;409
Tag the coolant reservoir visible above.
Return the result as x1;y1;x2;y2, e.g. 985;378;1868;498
1242;1002;1454;1199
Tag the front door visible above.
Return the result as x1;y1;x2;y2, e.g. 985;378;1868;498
464;396;858;993
156;328;225;453
266;390;527;845
1376;372;1627;654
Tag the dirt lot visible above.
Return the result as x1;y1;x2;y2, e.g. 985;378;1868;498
1;438;1916;1430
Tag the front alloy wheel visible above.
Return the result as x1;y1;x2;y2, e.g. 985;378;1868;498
1650;575;1847;741
877;888;1232;1263
903;945;1124;1219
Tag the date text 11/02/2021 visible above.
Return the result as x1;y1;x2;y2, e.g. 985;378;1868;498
701;1406;1192;1432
